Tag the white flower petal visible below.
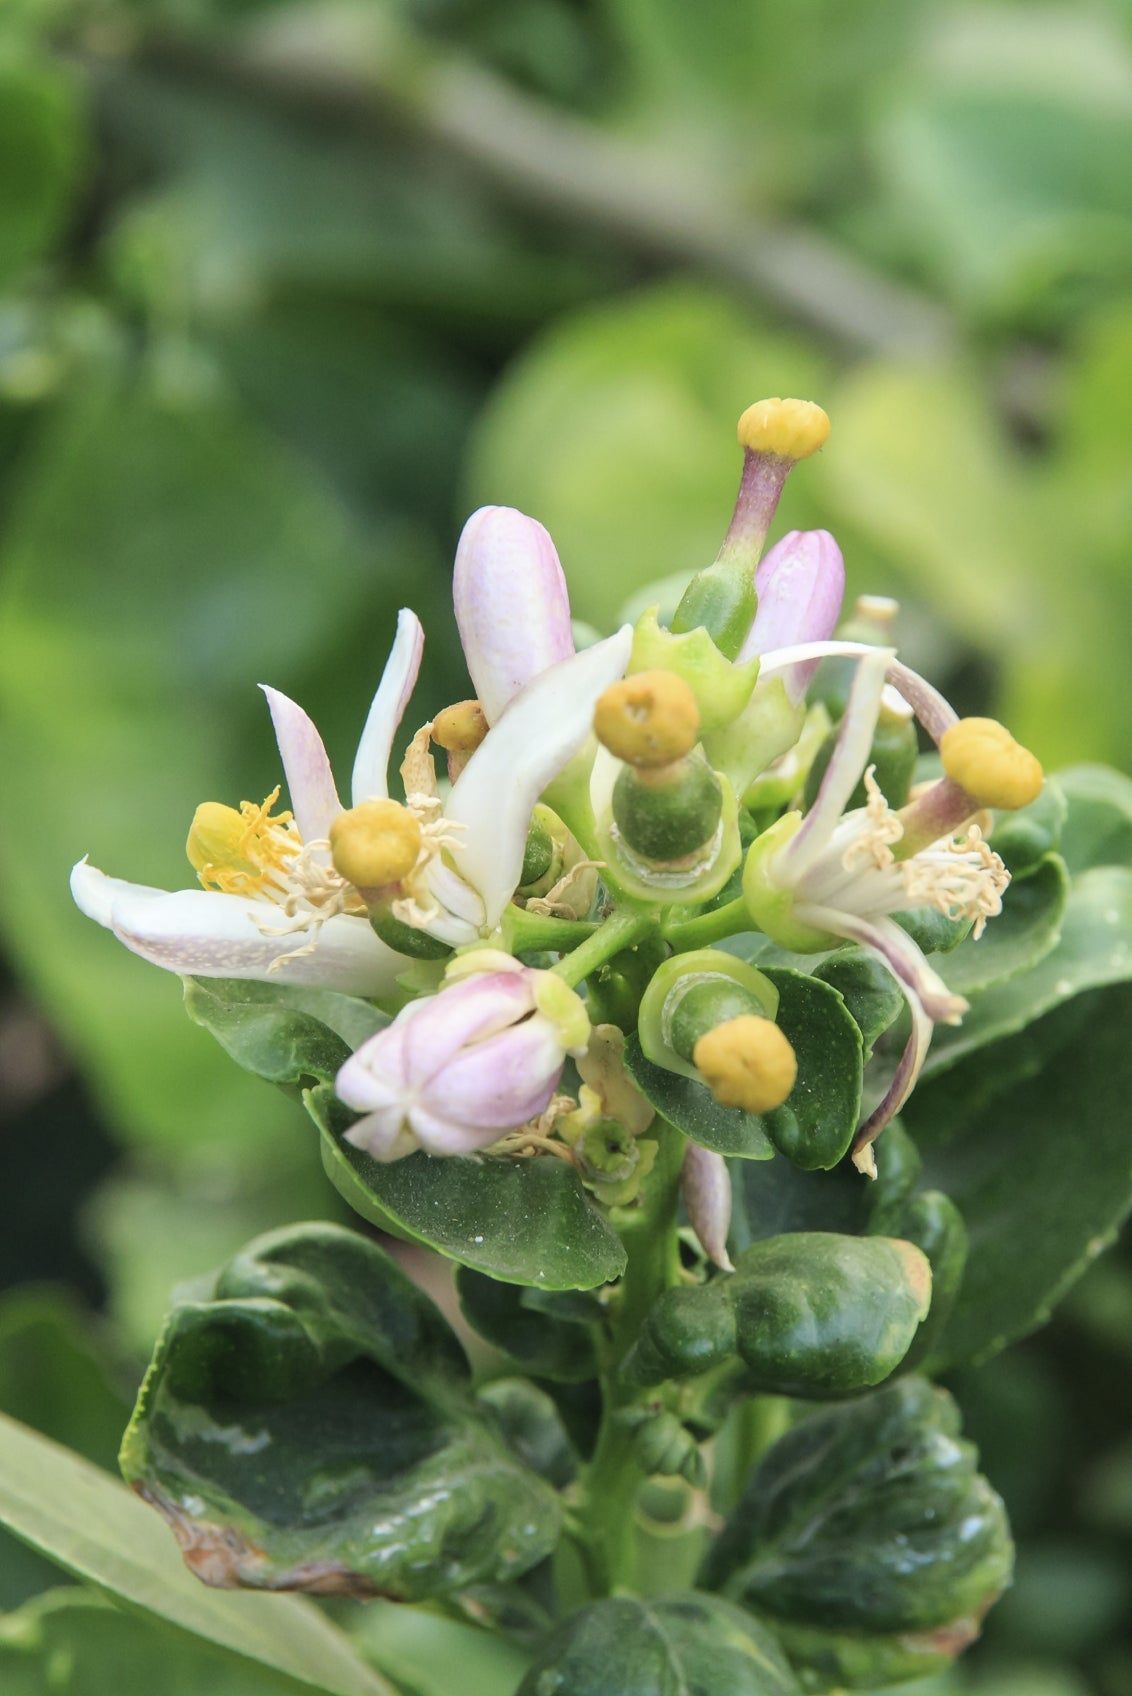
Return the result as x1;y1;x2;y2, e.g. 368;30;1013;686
105;886;406;996
444;626;633;927
71;859;167;927
351;608;425;806
260;685;341;843
757;640;958;743
784;649;892;879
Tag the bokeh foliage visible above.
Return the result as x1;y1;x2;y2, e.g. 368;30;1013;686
1;0;1131;1691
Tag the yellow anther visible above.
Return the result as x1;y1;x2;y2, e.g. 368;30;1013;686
432;699;488;754
940;717;1043;811
329;800;422;890
186;788;296;896
737;397;830;461
593;670;700;769
693;1015;797;1114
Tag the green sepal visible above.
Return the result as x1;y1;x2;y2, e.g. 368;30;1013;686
183;977;385;1089
120;1223;561;1600
369;908;452;960
621;1233;929;1400
630;607;760;731
516;1593;801;1696
702;1378;1013;1643
742;814;837;953
704;678;807;805
457;1268;599;1382
310;1085;626;1290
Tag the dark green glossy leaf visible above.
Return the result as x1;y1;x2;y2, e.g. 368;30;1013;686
457;1269;598;1382
121;1223;560;1600
703;1379;1012;1660
623;1234;928;1399
937;854;1068;996
477;1379;577;1489
626;970;862;1169
0;1589;319;1696
728;1125;920;1254
184;977;385;1088
989;779;1067;876
515;1593;800;1696
1057;764;1132;874
910;980;1132;1368
813;949;904;1057
923;866;1132;1077
311;1086;625;1291
869;1191;968;1376
0;1415;390;1696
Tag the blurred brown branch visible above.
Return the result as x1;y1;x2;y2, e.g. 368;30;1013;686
95;5;955;360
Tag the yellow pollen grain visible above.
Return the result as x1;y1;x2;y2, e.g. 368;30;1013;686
940;717;1043;811
737;397;830;461
432;699;489;754
329;800;422;890
593;670;700;768
693;1015;797;1114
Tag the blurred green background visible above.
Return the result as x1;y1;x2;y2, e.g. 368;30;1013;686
1;1;1131;1690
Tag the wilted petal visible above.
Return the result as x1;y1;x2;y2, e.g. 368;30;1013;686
739;530;845;702
803;904;967;1027
852;993;934;1176
453;506;575;723
445;626;633;927
77;869;405;997
681;1144;734;1272
756;640;958;744
784;648;892;879
260;685;341;843
351;608;425;806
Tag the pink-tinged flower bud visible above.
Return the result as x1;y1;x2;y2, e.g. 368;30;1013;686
453;506;575;724
335;964;588;1161
681;1144;734;1272
738;529;846;700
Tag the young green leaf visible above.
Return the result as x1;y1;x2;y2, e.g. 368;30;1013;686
515;1593;801;1696
703;1379;1012;1665
0;1415;391;1696
120;1223;561;1601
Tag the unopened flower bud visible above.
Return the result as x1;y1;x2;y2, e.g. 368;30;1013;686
940;717;1043;811
594;670;700;768
432;699;488;754
329;800;422;890
693;1015;797;1114
736;397;830;461
612;755;723;864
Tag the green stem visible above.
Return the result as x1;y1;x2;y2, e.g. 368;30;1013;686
552;909;650;988
662;896;752;951
576;1119;684;1597
502;907;597;956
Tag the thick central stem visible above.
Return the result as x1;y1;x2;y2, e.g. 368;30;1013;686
575;1118;684;1597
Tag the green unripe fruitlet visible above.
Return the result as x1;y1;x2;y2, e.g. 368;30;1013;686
804;705;919;812
613;755;723;863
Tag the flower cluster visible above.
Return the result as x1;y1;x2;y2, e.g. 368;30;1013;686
73;397;1042;1262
